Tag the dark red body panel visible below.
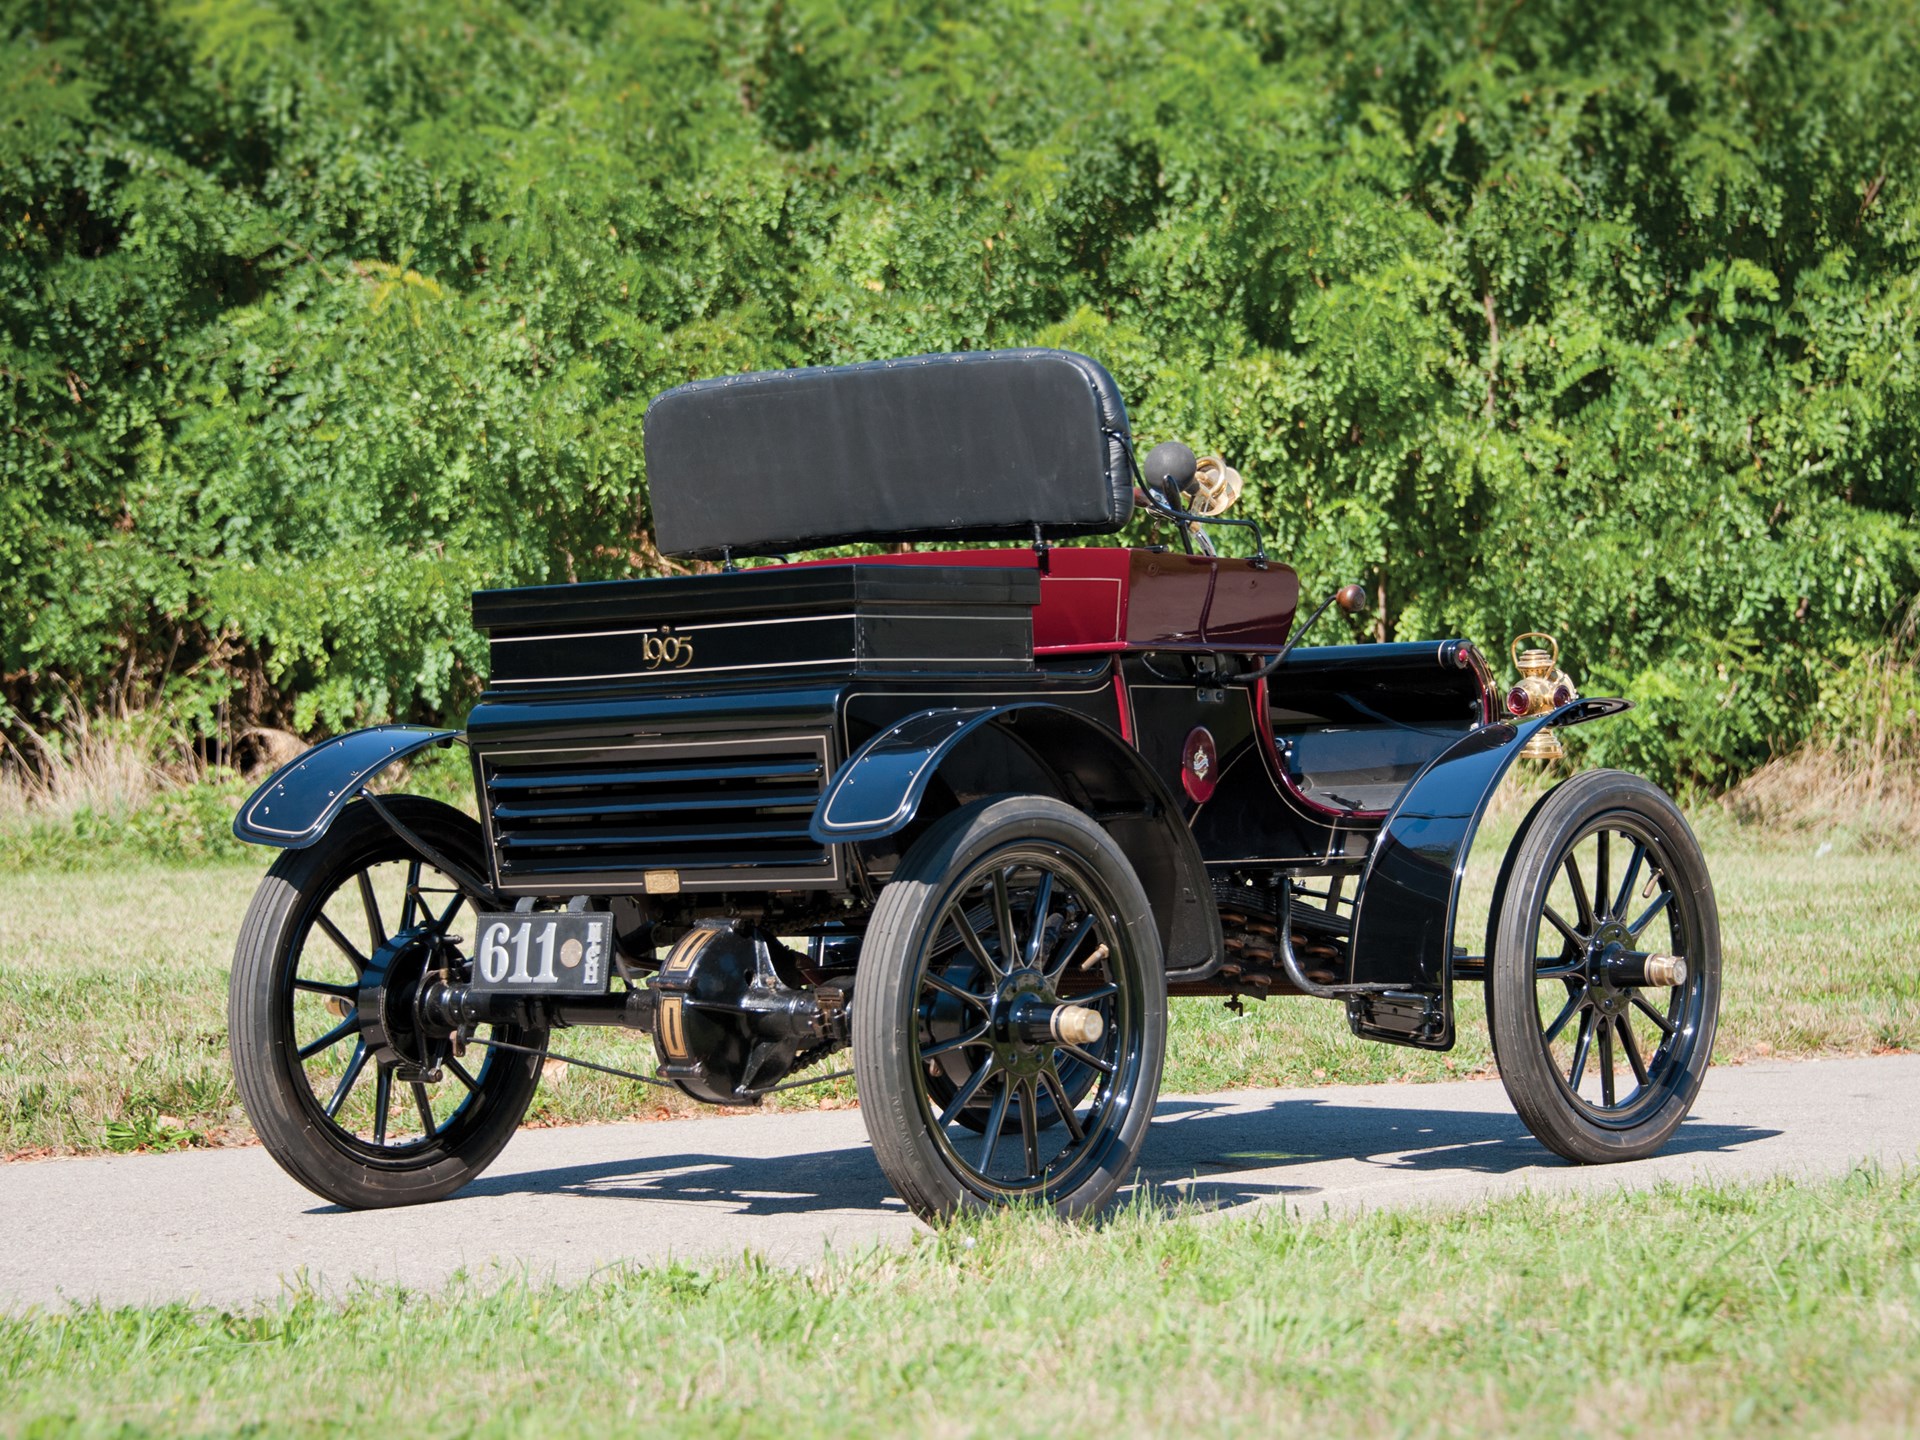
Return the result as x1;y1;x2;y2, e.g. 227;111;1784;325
772;546;1298;656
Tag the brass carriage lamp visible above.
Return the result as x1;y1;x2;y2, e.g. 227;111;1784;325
1506;632;1579;761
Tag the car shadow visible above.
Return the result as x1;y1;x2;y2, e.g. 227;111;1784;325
453;1140;904;1216
314;1095;1781;1219
1137;1095;1780;1191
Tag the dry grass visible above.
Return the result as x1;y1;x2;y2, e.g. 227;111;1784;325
1719;604;1920;848
0;700;307;828
0;716;182;826
1722;747;1920;849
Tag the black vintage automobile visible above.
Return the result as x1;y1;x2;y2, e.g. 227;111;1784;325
228;349;1720;1218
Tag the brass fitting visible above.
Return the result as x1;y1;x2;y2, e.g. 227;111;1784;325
1187;455;1243;516
1049;1005;1106;1047
1506;632;1580;761
1643;954;1689;987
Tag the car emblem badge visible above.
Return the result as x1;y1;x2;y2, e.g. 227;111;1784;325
1181;726;1218;803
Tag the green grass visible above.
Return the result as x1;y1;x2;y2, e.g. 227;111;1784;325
0;747;477;873
3;1167;1917;1437
1167;823;1920;1093
2;815;1917;1156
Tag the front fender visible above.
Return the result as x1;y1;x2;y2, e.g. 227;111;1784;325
233;725;460;848
1344;698;1630;1049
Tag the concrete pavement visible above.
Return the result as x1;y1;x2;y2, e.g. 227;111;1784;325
3;1053;1914;1311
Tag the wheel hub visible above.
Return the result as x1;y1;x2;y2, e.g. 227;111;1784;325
984;970;1105;1079
1583;921;1634;1009
355;928;447;1070
990;971;1051;1079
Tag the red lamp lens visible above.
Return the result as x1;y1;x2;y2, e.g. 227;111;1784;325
1506;686;1530;717
1552;683;1573;708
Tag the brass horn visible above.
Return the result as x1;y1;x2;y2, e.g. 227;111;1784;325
1187;455;1243;517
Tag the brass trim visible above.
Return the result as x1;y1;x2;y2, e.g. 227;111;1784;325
662;928;718;976
1509;629;1579;761
1644;953;1689;987
658;996;689;1059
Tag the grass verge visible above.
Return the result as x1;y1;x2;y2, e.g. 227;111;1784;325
3;819;1917;1156
2;1167;1917;1437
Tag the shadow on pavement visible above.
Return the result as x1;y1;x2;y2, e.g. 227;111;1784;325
322;1094;1780;1219
1135;1095;1781;1210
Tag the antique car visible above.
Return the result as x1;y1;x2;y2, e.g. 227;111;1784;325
227;348;1721;1219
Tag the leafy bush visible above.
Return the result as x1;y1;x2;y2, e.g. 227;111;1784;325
4;0;1918;790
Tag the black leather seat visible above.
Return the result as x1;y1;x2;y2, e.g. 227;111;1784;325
643;349;1135;559
1267;642;1493;815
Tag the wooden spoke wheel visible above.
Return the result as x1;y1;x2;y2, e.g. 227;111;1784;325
852;796;1167;1220
1487;770;1720;1163
228;797;545;1208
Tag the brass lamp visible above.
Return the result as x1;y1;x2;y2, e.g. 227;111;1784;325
1506;632;1579;761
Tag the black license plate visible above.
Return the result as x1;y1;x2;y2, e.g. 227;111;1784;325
469;912;615;995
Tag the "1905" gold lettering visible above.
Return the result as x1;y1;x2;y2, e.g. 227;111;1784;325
641;628;694;669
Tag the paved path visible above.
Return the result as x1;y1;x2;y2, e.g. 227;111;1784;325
3;1054;1914;1312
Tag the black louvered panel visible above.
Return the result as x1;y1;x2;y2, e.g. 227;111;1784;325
481;733;836;893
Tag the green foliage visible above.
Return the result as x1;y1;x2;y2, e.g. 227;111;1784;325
0;771;252;869
4;0;1918;788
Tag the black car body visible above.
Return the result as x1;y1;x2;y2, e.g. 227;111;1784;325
229;349;1720;1218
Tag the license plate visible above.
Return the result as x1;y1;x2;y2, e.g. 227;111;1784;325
469;912;615;995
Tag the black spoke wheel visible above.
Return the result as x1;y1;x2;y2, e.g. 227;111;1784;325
229;796;545;1208
853;796;1166;1221
917;899;1101;1137
1487;770;1720;1164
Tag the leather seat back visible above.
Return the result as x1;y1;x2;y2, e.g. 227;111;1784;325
644;349;1134;559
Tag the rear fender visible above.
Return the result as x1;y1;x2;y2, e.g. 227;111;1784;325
233;725;460;848
812;703;1219;974
1344;698;1630;1050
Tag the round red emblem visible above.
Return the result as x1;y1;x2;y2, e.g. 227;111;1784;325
1181;726;1218;804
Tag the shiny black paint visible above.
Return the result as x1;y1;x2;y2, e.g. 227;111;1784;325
1344;698;1632;1049
233;726;458;849
464;684;843;748
812;707;1006;842
812;699;1220;976
476;564;1039;692
235;553;1638;1064
1266;641;1493;817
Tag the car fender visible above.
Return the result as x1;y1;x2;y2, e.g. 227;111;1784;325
811;702;1219;974
1344;697;1631;1049
232;725;461;848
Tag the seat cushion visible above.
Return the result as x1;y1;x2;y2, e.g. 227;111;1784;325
643;349;1134;558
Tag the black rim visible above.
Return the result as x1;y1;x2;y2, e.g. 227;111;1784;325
1524;816;1706;1126
281;851;518;1157
910;842;1146;1197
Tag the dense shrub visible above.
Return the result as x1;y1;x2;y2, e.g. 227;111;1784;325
4;0;1918;788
